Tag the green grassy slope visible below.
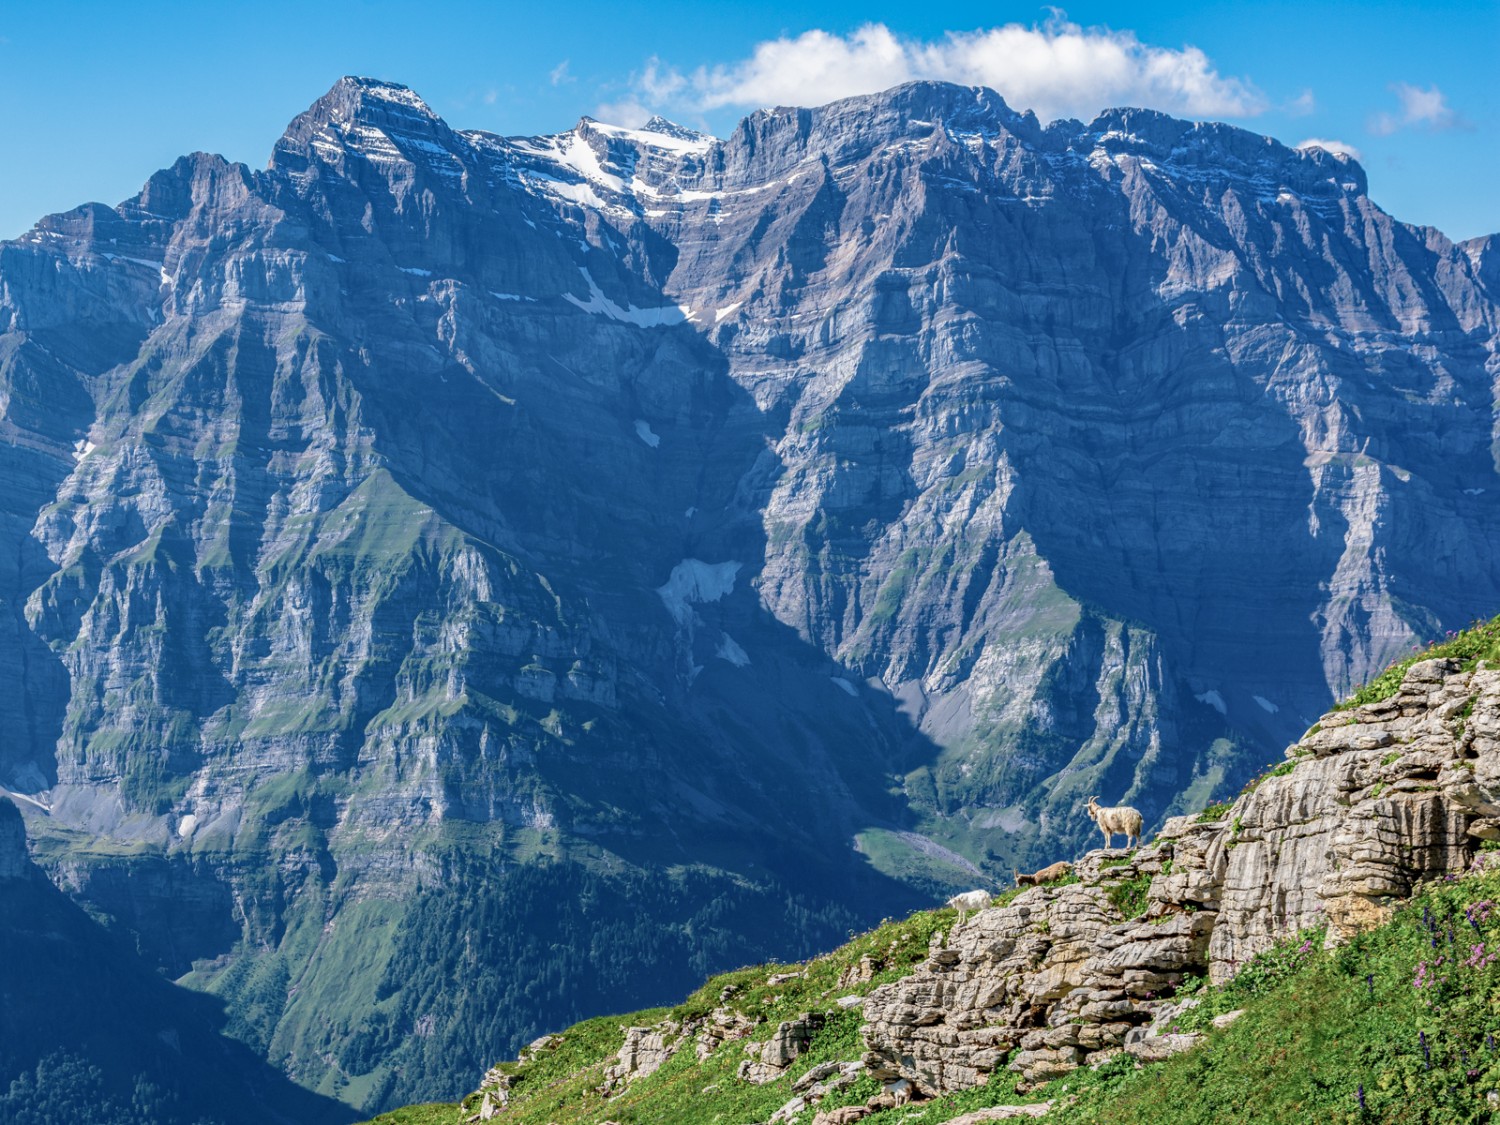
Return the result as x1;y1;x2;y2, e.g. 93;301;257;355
360;854;1500;1125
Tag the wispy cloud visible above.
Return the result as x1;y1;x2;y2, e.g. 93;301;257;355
550;60;574;87
609;15;1265;126
594;98;654;127
1297;137;1362;161
1369;82;1463;135
1285;89;1316;117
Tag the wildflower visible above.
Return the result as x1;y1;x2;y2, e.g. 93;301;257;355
1422;1031;1431;1068
1488;1033;1496;1051
1357;1084;1366;1110
1366;973;1375;999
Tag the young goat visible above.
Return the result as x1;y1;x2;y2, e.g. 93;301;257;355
1085;796;1143;849
1014;860;1073;887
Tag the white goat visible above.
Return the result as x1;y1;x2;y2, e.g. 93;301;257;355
945;888;993;925
1086;796;1143;849
884;1077;913;1106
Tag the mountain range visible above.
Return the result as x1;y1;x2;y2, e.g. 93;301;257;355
1;75;1496;1113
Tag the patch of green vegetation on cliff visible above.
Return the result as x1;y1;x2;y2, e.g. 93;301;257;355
1048;863;1500;1124
360;1105;461;1125
853;827;990;897
300;850;883;1116
1338;614;1500;710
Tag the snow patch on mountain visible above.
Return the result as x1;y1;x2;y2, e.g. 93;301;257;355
716;635;751;667
657;560;742;626
563;269;690;327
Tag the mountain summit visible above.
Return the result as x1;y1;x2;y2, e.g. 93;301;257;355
0;76;1496;1112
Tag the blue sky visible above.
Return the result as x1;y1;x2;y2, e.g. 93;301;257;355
1;1;1495;241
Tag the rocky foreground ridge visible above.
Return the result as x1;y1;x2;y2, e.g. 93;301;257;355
464;652;1500;1121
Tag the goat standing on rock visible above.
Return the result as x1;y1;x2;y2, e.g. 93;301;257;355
944;888;993;925
1085;796;1143;849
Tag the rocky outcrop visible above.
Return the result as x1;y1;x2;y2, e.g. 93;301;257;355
738;1013;827;1084
865;657;1500;1092
603;1023;682;1091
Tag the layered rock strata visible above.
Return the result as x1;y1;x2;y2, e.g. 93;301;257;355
863;656;1500;1091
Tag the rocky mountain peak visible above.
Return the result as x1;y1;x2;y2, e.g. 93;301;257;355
1076;105;1369;196
270;74;460;176
641;114;712;143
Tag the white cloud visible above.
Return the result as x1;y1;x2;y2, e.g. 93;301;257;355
1297;137;1362;161
594;98;654;128
550;60;574;87
1370;82;1462;135
1285;89;1316;117
623;16;1265;125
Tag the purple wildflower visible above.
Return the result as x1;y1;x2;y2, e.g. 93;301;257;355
1357;1084;1366;1110
1422;1031;1431;1068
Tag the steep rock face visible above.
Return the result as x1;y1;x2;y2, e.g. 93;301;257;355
863;656;1500;1092
0;76;1497;1109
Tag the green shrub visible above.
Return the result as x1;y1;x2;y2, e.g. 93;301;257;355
1337;615;1500;710
1196;801;1233;823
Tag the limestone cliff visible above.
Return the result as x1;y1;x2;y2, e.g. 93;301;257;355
862;655;1498;1092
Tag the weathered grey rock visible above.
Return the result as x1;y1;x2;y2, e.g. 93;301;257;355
603;1022;682;1090
837;954;883;989
697;1007;758;1060
1209;662;1495;980
864;659;1500;1093
739;1013;826;1084
812;1107;871;1125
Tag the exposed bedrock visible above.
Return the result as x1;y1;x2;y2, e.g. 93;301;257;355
864;657;1500;1091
